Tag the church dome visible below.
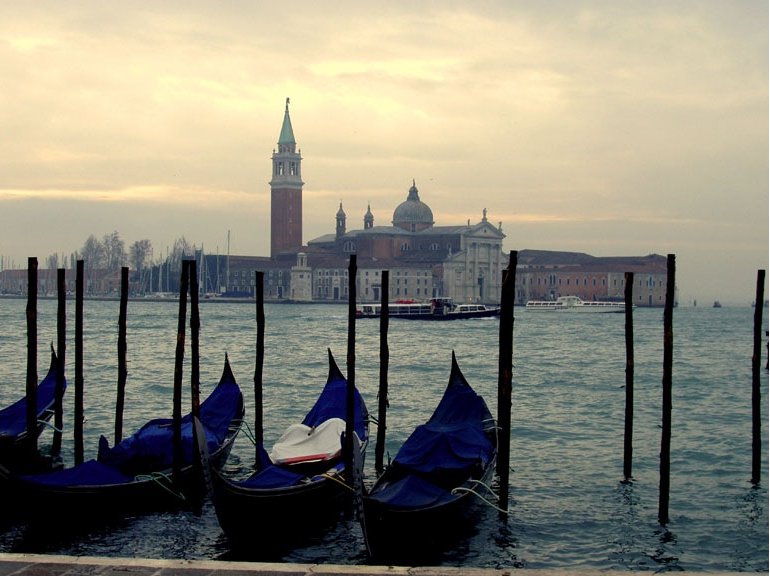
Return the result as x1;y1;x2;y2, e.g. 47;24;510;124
392;181;434;231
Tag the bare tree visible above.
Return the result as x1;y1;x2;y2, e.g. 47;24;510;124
130;239;153;292
168;237;193;282
103;231;126;271
81;235;106;270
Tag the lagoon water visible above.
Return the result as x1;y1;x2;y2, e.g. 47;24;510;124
0;297;767;571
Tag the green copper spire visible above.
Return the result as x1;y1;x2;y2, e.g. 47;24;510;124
278;97;295;145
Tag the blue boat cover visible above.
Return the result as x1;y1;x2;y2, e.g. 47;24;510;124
366;473;456;509
368;354;494;508
301;369;367;441
0;352;64;441
21;359;242;487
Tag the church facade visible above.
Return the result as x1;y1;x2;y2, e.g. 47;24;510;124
206;100;670;307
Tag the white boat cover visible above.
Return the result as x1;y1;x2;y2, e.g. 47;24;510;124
269;417;346;465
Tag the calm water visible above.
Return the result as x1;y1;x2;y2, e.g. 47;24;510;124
0;297;767;571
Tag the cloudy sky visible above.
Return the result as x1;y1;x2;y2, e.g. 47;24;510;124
1;1;767;304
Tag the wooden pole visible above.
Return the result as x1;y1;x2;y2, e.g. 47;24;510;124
25;257;38;463
374;270;390;475
254;270;265;453
623;271;635;481
172;260;190;485
751;269;765;484
658;253;675;525
114;266;129;445
497;250;516;514
74;260;84;465
52;268;66;457
345;254;357;516
188;259;207;509
190;260;200;419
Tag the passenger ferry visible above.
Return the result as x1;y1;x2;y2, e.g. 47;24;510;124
357;298;500;320
525;295;627;313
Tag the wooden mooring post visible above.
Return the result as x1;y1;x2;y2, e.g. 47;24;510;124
751;269;766;484
172;260;190;485
623;271;635;481
188;259;209;508
25;257;38;463
74;260;84;465
497;250;516;515
658;253;675;525
345;254;358;478
52;268;66;458
374;270;390;475
254;270;265;453
114;266;129;445
189;260;201;419
344;254;357;509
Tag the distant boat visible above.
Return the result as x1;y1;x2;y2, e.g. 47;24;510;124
525;295;627;313
357;298;500;320
713;301;722;308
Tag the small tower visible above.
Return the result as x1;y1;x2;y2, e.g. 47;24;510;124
270;98;304;257
336;202;346;238
364;203;374;229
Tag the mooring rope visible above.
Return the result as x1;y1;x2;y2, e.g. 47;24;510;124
320;471;354;492
451;479;510;515
36;420;62;432
239;420;257;447
134;471;186;501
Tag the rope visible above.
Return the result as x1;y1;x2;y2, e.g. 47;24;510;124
134;471;187;501
451;480;510;515
320;472;354;492
37;420;62;432
239;420;257;447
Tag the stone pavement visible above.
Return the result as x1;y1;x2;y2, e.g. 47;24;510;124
0;554;744;576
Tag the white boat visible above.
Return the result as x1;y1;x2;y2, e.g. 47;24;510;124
525;295;627;313
357;298;500;320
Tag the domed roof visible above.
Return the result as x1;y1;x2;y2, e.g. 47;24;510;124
392;181;434;230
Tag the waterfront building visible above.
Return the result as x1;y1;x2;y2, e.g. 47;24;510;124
0;100;672;307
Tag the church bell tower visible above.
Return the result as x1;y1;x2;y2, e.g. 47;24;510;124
270;98;304;257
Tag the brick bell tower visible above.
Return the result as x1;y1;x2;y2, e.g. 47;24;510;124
270;98;304;257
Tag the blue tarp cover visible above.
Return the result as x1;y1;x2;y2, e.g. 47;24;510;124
368;358;494;508
302;373;367;440
21;361;242;487
367;473;456;509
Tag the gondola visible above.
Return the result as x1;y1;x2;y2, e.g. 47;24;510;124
360;351;498;562
210;348;368;556
0;345;65;466
7;354;244;520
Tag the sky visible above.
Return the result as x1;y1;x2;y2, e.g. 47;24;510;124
0;1;767;305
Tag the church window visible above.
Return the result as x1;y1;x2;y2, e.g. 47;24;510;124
277;162;284;175
290;161;297;175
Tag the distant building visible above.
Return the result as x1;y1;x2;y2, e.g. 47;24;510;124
515;251;671;307
0;100;673;307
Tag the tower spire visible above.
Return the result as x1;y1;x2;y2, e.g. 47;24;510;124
278;97;296;148
270;98;304;257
